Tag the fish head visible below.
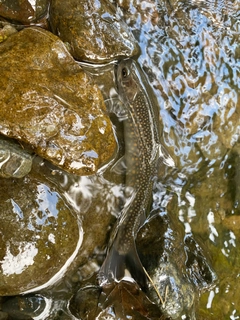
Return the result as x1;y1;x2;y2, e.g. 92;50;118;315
116;59;139;104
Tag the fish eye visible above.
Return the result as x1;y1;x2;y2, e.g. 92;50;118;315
121;67;130;78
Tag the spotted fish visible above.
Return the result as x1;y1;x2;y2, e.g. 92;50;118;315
98;58;174;289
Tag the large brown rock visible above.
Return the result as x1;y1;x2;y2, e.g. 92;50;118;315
0;0;48;24
49;0;139;63
0;27;116;175
0;172;82;296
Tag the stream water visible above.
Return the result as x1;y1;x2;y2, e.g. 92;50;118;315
0;0;239;319
79;0;240;318
123;0;240;318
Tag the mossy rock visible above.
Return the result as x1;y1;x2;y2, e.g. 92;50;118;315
0;27;116;176
49;0;139;63
0;173;82;296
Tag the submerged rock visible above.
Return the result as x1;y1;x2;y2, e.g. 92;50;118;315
136;214;194;319
114;0;160;26
0;137;32;178
0;27;116;175
49;0;139;63
0;24;17;43
0;172;82;296
1;295;46;319
136;211;216;319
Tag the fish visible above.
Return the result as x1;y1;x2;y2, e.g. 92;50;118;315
98;58;174;289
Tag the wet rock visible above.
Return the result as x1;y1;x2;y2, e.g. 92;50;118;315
0;137;32;178
69;285;101;319
0;172;82;296
0;0;49;25
136;213;196;319
31;156;122;282
1;295;46;319
136;208;216;319
188;166;233;236
223;214;240;234
0;27;116;175
0;312;8;320
49;0;139;63
0;24;17;43
70;280;165;320
149;260;195;319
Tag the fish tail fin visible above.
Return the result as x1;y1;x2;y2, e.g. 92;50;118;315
98;243;147;291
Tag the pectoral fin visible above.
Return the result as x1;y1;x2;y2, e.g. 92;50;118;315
111;156;127;175
111;100;128;121
159;144;175;167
